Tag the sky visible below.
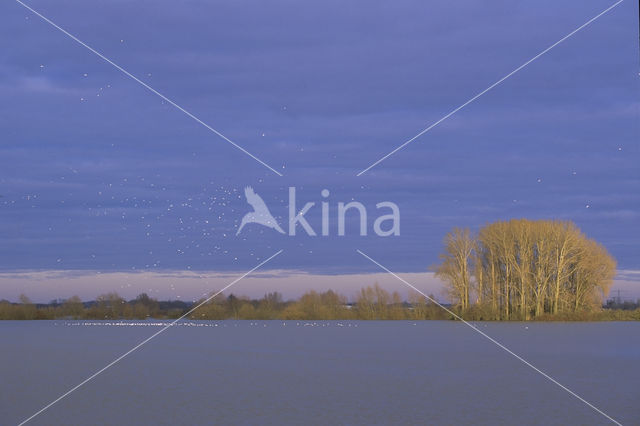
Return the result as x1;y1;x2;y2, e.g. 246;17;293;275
1;0;638;301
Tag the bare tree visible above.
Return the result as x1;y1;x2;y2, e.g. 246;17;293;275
435;228;474;310
436;219;616;319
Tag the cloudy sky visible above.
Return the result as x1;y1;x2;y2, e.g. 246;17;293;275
1;0;638;301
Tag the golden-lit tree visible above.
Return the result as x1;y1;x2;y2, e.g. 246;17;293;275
434;228;474;310
437;219;616;319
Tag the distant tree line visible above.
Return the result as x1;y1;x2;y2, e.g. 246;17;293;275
1;282;638;321
0;286;447;321
191;286;449;320
435;219;620;320
0;293;189;320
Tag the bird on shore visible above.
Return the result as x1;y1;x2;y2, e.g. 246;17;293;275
236;186;285;235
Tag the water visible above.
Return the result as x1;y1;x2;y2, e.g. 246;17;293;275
1;321;638;425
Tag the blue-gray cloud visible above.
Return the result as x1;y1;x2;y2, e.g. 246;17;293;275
0;0;638;286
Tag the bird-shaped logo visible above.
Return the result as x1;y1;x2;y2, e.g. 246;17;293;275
236;186;285;235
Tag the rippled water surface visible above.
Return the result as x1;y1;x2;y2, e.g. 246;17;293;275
2;320;638;425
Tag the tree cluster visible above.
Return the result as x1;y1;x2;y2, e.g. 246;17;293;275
435;219;617;320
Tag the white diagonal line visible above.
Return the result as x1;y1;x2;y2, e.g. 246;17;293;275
15;0;283;177
357;0;624;176
18;249;284;426
356;249;622;426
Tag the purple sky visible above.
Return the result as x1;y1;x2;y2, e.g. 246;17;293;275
1;0;638;301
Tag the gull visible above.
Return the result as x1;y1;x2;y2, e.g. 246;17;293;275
236;186;285;235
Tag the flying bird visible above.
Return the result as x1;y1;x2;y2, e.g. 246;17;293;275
236;186;285;235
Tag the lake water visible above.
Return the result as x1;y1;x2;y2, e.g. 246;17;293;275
1;321;638;425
